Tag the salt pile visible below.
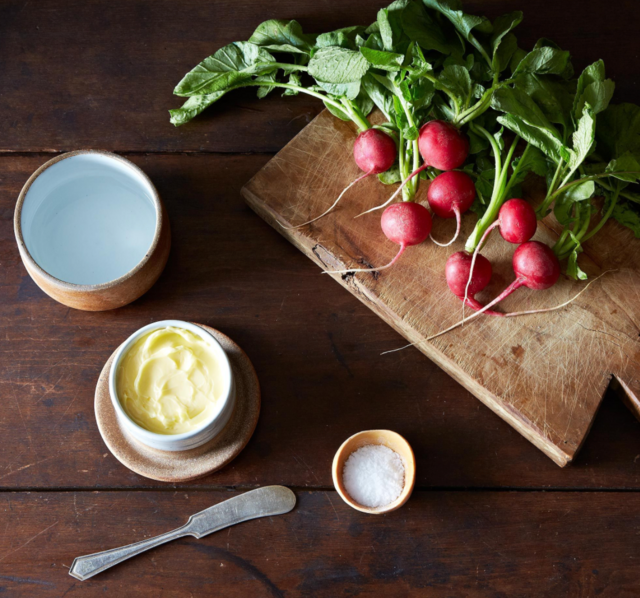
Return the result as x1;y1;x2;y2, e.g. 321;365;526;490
342;444;405;508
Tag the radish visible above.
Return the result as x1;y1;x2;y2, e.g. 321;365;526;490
428;171;476;246
418;120;470;171
470;241;560;314
384;240;563;354
357;120;470;217
460;239;560;321
445;252;502;316
325;202;432;275
481;198;538;245
509;240;561;289
354;129;397;175
284;129;396;229
463;198;537;310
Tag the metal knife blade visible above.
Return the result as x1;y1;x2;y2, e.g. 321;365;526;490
185;485;297;538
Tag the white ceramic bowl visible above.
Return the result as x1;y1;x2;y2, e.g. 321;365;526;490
108;320;235;451
15;150;171;311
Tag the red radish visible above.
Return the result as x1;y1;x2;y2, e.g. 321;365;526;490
357;120;470;217
418;120;470;171
463;199;537;311
461;240;559;322
325;202;432;275
470;241;560;314
353;129;397;174
490;198;537;244
416;242;560;344
284;129;396;229
445;252;502;316
428;171;476;246
510;240;561;290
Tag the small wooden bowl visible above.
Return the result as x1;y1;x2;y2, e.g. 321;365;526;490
14;150;170;311
332;430;416;515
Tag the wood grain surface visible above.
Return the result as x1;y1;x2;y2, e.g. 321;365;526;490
1;0;639;153
3;490;640;597
2;0;640;594
243;109;640;466
3;154;640;492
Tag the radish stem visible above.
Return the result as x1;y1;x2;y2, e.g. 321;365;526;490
242;81;372;132
538;171;640;217
355;164;428;218
464;130;519;253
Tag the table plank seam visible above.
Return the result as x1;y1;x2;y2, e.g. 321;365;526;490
2;486;640;493
0;151;278;158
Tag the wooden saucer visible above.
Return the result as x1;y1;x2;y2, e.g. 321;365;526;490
95;324;260;482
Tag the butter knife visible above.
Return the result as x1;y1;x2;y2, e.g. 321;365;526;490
69;485;296;581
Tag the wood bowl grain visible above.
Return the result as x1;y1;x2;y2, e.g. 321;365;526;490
332;429;416;515
14;150;170;311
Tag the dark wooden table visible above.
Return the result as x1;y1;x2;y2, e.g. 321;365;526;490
2;1;640;595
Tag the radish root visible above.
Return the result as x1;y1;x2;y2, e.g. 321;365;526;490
280;171;372;230
430;206;461;247
462;220;499;322
381;271;613;355
460;296;503;317
323;246;406;275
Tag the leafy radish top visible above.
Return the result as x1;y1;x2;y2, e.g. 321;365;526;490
172;0;640;280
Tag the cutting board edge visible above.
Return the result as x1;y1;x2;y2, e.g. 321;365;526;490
613;375;640;422
242;182;579;468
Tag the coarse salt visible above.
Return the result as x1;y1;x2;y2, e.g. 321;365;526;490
342;444;405;508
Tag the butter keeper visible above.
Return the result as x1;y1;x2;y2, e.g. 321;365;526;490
108;320;235;451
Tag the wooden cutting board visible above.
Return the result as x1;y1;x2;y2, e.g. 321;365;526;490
241;110;640;467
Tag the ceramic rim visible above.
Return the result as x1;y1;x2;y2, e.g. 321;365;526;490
14;149;164;292
332;430;416;514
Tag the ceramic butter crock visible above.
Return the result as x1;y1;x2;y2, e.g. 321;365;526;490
108;320;236;452
14;150;170;311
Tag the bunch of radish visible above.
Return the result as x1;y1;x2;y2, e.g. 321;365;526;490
170;1;627;345
168;0;635;357
328;120;473;274
319;118;566;328
444;196;563;320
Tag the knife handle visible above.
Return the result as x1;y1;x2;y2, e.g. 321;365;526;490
69;524;191;581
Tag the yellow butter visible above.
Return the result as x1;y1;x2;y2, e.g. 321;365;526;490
116;326;224;435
